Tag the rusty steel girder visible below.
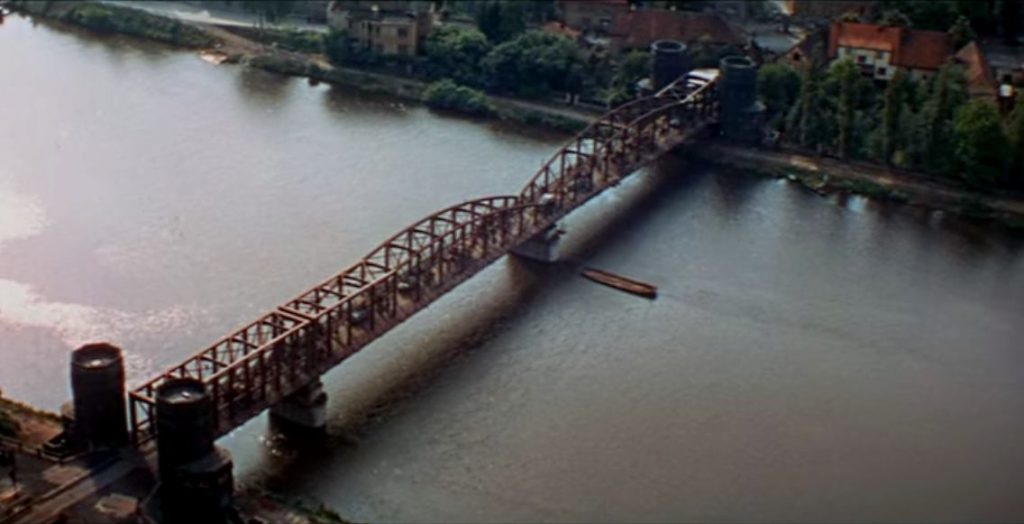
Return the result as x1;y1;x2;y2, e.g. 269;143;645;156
128;79;720;445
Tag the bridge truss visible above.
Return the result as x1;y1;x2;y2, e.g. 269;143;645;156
128;77;720;444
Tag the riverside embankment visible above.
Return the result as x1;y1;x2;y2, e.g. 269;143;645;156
8;0;593;133
692;141;1024;228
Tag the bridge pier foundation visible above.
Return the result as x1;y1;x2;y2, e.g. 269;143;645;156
270;379;328;433
512;226;562;263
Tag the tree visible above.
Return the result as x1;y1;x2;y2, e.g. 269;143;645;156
880;0;959;30
829;59;865;158
757;64;801;126
476;1;526;43
787;67;827;150
953;99;1009;186
481;31;585;98
423;79;493;116
948;15;977;49
919;65;968;174
324;29;375;66
880;69;911;163
877;9;912;27
424;26;492;87
1006;96;1024;187
605;51;650;105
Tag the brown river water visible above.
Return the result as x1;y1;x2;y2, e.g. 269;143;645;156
1;14;1023;522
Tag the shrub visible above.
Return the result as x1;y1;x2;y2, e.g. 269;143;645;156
423;80;493;116
60;3;214;47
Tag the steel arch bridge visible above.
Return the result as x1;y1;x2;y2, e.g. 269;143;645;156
127;76;721;444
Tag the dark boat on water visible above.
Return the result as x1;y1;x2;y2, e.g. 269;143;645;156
581;267;657;299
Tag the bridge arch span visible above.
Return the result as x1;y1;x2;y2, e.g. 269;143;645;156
128;78;720;444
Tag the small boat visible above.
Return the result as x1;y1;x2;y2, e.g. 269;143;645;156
581;267;657;299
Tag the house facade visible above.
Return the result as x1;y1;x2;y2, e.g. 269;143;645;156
327;0;434;56
828;22;951;82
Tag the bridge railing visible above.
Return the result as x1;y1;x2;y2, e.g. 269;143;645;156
128;77;720;445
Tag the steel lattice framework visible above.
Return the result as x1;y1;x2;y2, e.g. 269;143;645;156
128;77;720;444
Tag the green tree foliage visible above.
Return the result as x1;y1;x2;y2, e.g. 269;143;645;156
948;15;976;49
757;64;801;126
787;67;827;150
919;65;968;175
605;51;651;105
1006;97;1024;187
877;9;912;27
476;1;527;43
423;80;493;116
953;99;1009;186
879;69;911;163
824;59;878;158
424;26;492;87
877;0;999;36
324;29;375;66
830;60;860;158
878;0;960;30
53;2;214;47
481;31;585;98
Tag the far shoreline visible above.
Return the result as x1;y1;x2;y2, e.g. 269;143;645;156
7;0;1024;230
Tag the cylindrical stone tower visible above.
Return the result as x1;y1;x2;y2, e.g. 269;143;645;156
155;378;215;481
156;378;234;523
651;40;690;91
719;55;765;143
70;343;128;448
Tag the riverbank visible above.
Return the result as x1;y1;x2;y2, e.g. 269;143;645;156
691;141;1024;229
9;0;214;47
8;1;592;133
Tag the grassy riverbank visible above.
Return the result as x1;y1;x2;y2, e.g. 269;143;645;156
691;141;1024;229
10;0;215;47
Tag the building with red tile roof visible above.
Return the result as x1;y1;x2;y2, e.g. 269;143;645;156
609;9;747;52
828;22;952;81
558;0;630;35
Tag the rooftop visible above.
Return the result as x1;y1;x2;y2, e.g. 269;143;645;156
610;9;747;49
828;22;952;71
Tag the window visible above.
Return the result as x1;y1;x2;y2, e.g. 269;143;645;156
876;67;887;77
398;44;410;55
792;51;802;62
397;28;409;39
856;54;866;64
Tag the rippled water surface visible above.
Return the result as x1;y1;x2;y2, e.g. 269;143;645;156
2;14;1023;522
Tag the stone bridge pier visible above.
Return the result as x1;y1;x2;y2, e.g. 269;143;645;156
511;225;563;263
269;378;328;433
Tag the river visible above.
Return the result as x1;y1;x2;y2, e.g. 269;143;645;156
1;14;1023;522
